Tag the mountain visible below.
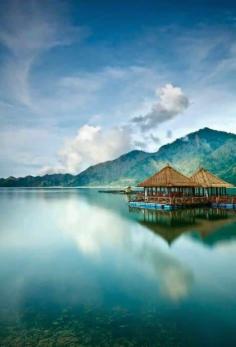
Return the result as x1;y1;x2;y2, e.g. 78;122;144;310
0;173;75;188
0;128;235;187
73;127;236;186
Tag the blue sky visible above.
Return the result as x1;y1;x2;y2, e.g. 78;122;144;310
0;0;236;177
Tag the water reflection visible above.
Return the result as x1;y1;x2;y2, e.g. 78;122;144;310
57;197;194;302
0;189;236;346
129;207;236;246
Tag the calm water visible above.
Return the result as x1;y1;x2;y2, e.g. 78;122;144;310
0;189;236;347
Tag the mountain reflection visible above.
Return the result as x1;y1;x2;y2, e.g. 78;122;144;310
1;189;235;319
1;189;236;347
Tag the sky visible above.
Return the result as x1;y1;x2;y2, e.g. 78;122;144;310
0;0;236;177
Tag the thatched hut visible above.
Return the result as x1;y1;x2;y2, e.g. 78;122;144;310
191;168;233;196
138;164;197;199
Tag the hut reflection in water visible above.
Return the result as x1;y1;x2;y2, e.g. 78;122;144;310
129;207;236;245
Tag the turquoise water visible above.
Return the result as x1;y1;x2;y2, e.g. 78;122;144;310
0;188;236;347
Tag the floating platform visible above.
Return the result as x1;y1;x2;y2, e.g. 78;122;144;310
211;203;236;209
129;201;236;210
129;201;177;210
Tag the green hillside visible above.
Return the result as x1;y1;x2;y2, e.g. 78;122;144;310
73;127;236;186
0;128;235;187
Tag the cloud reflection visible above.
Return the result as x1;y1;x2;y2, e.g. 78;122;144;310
58;197;194;301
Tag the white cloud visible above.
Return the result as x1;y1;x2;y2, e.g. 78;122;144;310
0;126;62;177
1;7;236;178
46;65;156;116
0;0;87;108
41;124;133;174
132;83;189;131
40;83;189;175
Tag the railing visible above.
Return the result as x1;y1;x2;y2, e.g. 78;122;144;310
130;194;236;206
209;196;236;204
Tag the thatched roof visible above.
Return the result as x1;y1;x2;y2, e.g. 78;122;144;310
191;168;234;188
138;165;197;187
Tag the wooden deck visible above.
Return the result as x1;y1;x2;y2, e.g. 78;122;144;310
129;194;236;209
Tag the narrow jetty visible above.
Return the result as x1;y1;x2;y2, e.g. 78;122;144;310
128;165;236;210
99;186;134;194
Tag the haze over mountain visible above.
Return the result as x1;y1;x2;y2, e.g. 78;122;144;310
0;128;235;187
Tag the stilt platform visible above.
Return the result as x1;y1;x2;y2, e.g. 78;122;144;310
129;196;236;210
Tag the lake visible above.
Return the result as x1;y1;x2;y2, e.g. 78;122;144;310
0;188;236;347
